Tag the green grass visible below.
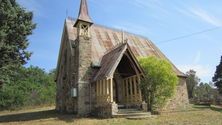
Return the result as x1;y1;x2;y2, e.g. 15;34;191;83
0;105;222;125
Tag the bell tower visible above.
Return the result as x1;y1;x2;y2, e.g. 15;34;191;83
74;0;93;116
74;0;93;39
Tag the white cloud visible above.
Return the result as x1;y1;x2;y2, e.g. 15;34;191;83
113;22;151;37
176;5;222;27
132;0;151;8
177;51;214;82
132;0;162;8
193;51;201;64
128;0;169;15
177;8;193;17
178;64;214;81
189;8;222;27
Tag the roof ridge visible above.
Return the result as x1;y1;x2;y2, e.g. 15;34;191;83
103;42;127;56
94;24;151;41
66;17;152;42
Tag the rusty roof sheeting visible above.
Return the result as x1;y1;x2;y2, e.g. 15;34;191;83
93;43;145;81
93;43;127;81
66;18;185;77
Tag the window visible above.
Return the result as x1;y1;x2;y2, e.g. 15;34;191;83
80;24;89;37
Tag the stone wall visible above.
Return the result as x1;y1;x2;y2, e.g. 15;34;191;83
164;77;189;111
93;102;118;118
77;36;92;116
56;28;79;114
56;23;94;116
56;29;70;113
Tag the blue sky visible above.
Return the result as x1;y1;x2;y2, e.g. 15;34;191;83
17;0;222;83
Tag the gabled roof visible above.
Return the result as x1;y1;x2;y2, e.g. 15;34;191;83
65;18;186;77
93;43;144;81
74;0;93;27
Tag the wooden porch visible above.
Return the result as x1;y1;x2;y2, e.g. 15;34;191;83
95;75;142;106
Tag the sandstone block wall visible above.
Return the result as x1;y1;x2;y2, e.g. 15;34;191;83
164;77;189;111
77;37;92;116
93;102;118;118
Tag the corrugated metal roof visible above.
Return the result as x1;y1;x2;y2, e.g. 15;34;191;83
66;18;186;77
93;43;127;81
93;43;145;81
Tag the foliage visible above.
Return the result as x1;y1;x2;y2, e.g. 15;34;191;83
0;66;56;110
186;68;222;105
213;56;222;94
193;82;222;105
0;0;36;69
139;56;178;111
186;70;200;99
193;83;214;103
0;0;50;110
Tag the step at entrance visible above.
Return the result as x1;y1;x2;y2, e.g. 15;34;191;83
113;108;151;119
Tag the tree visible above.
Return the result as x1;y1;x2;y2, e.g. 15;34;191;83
0;66;56;110
186;70;200;99
0;1;56;110
213;56;222;94
0;0;36;69
193;83;213;103
139;56;178;112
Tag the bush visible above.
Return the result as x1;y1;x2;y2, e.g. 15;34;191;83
0;66;56;110
139;56;178;112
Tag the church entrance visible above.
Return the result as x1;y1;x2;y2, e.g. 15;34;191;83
113;79;120;103
93;43;146;115
112;54;142;108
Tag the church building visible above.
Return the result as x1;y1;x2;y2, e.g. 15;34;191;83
55;0;189;117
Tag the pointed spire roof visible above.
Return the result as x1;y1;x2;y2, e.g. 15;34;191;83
74;0;93;27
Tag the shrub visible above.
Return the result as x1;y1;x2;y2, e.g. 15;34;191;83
139;56;178;112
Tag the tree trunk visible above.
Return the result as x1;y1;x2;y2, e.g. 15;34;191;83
147;91;152;111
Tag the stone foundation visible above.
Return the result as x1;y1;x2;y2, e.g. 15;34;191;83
142;101;148;112
93;102;118;118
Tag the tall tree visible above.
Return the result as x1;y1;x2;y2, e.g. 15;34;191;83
0;0;36;68
139;56;178;112
186;70;200;99
213;56;222;94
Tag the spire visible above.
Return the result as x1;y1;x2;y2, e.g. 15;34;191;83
74;0;93;27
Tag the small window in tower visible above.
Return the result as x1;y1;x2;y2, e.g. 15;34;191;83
81;24;89;36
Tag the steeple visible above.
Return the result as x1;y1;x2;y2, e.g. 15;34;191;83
74;0;93;27
74;0;93;39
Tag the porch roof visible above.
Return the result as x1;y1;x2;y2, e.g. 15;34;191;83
93;42;144;82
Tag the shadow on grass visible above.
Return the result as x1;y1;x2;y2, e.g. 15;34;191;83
210;106;222;113
193;105;222;113
0;109;82;123
192;104;211;109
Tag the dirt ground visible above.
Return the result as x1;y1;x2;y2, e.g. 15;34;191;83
0;105;222;125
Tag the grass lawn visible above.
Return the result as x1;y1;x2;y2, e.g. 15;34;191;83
0;105;222;125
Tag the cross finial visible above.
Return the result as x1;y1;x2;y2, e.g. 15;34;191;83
121;30;128;43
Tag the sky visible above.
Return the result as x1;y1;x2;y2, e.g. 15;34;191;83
17;0;222;83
